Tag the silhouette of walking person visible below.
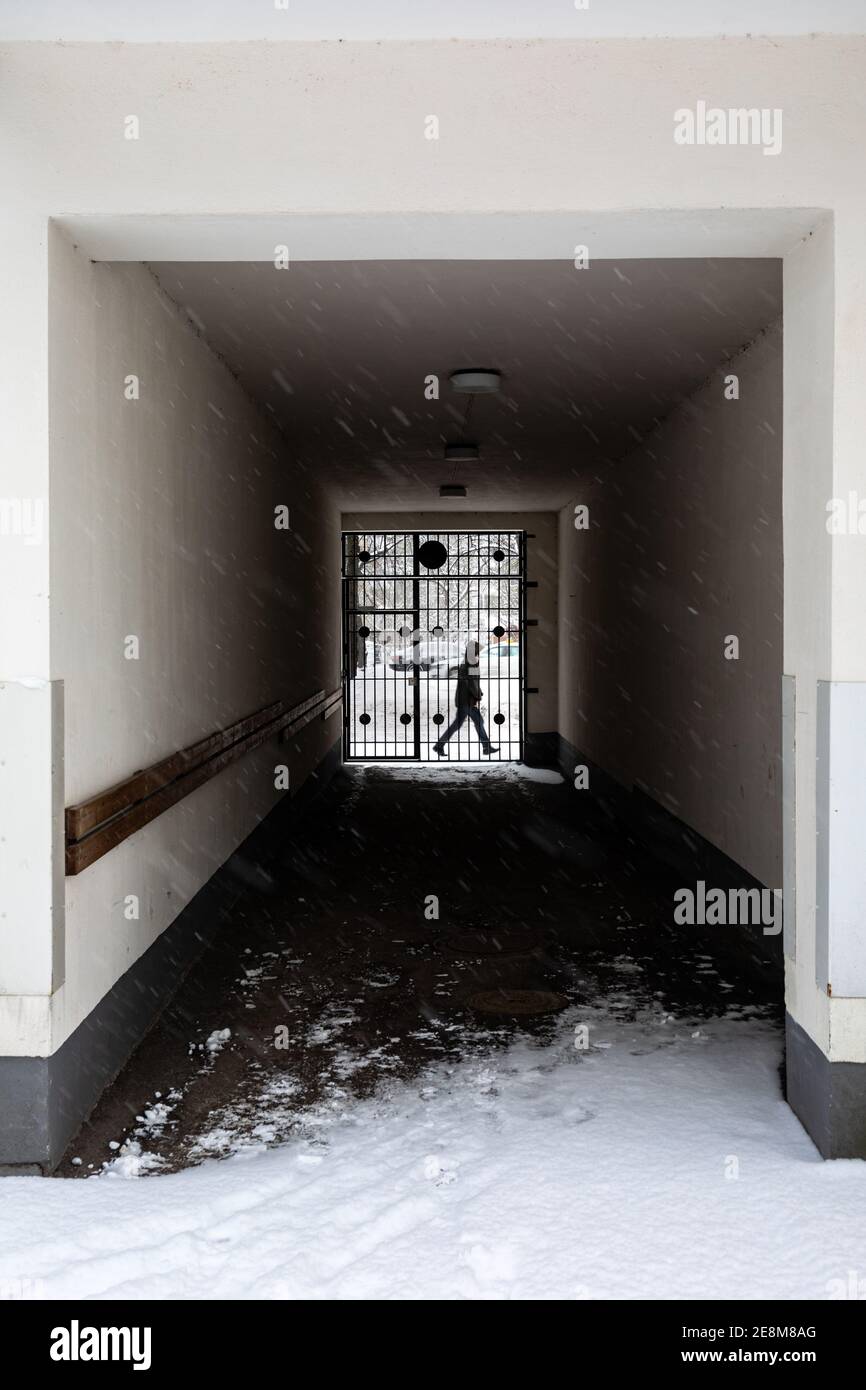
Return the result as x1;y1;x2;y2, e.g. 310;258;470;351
432;639;498;757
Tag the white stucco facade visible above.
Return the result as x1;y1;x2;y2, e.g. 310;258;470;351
1;36;865;1088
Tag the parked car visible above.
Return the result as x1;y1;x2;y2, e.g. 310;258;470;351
477;640;520;675
389;637;463;672
437;639;521;677
390;634;519;674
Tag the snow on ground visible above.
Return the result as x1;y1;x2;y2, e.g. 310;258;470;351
515;764;565;783
1;1005;865;1300
349;763;554;780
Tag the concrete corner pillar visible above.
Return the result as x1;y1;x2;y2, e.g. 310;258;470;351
782;216;866;1158
0;219;63;1168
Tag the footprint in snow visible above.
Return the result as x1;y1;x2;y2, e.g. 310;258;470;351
422;1153;459;1186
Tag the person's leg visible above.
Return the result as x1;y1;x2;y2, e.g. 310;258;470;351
467;706;496;752
433;705;467;752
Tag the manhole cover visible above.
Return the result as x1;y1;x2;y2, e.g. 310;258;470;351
465;988;568;1017
445;931;537;957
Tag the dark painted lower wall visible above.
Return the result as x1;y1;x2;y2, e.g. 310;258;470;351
554;735;782;966
523;731;559;767
786;1014;866;1159
0;738;342;1175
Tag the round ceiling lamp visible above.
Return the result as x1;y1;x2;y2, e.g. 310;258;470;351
449;369;502;395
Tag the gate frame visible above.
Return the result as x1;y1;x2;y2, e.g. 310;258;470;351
341;527;527;764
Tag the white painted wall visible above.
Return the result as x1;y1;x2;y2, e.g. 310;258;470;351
4;228;340;1055
3;0;863;42
559;323;782;887
0;217;55;1013
343;512;558;736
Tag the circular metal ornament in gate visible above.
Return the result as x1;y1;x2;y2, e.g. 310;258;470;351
418;539;448;570
465;988;568;1017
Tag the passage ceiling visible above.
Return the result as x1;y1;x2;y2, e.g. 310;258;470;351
150;258;781;510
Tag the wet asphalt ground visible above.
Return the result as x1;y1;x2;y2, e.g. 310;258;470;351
56;764;782;1177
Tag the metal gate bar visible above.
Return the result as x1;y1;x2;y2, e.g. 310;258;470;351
342;530;526;763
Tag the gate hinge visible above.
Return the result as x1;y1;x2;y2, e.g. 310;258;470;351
525;581;539;589
526;687;539;694
525;618;539;627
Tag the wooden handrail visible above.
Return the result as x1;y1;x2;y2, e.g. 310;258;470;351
65;687;342;876
65;700;286;842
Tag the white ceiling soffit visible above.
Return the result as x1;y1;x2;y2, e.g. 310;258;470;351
58;210;826;266
1;0;864;42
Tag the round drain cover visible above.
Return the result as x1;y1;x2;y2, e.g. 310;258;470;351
465;988;568;1017
445;931;537;957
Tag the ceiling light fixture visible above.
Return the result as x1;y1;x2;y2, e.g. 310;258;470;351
444;444;479;462
449;369;502;395
440;484;467;498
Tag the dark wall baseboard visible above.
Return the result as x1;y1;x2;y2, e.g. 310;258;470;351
555;735;783;969
523;731;559;767
786;1013;866;1159
0;737;342;1175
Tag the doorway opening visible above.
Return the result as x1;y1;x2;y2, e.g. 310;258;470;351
342;529;526;761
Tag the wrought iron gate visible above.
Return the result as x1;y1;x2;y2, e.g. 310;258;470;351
342;530;526;762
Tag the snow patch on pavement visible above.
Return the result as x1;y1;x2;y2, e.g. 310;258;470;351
515;765;565;783
2;1007;866;1299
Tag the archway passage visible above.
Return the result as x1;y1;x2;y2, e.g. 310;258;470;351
22;245;791;1178
343;529;526;762
19;225;860;1191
